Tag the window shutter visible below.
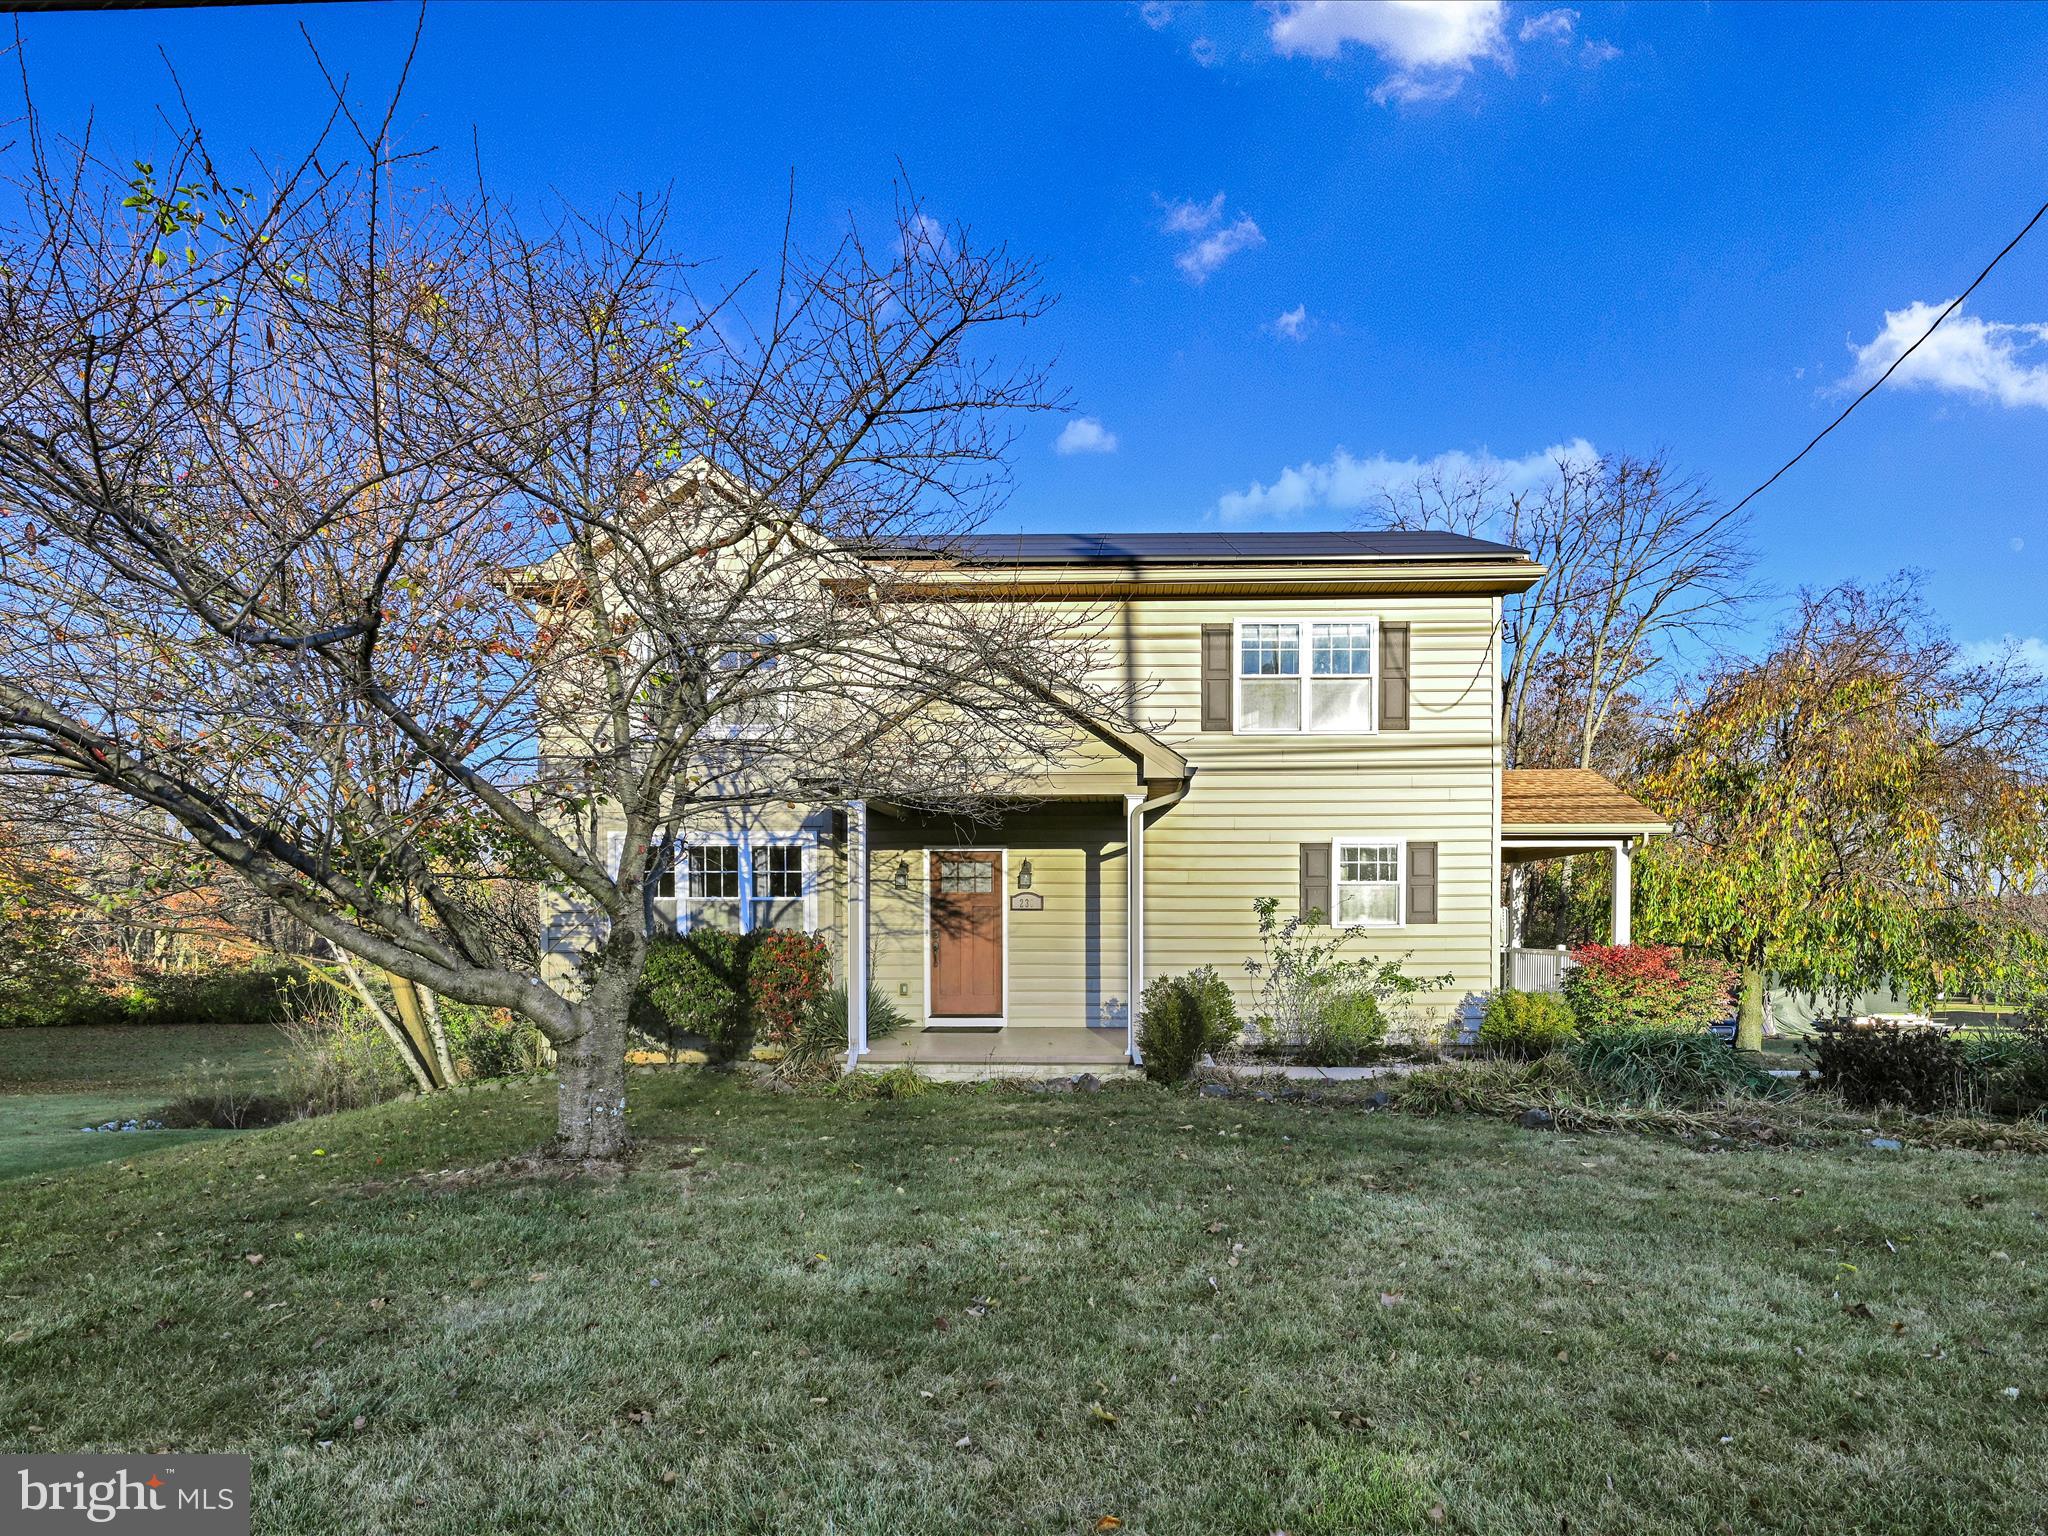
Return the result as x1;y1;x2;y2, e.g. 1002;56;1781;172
1201;624;1233;731
1298;842;1332;922
1406;841;1438;924
1380;623;1411;730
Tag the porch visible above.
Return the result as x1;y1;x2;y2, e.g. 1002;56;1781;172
1498;769;1671;992
842;715;1188;1071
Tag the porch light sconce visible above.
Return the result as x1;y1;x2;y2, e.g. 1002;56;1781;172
893;857;910;889
1017;860;1034;891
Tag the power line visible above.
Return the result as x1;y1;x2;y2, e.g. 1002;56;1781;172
1723;195;2048;523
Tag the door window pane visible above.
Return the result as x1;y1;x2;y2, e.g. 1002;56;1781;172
937;855;994;894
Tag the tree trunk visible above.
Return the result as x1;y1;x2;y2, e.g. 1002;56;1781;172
1736;965;1766;1053
554;992;630;1161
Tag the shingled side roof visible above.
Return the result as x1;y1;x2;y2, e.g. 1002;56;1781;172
1501;769;1670;834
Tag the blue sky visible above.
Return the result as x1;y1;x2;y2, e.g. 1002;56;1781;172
17;1;2048;660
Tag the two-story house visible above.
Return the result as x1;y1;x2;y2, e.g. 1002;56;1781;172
615;529;1666;1073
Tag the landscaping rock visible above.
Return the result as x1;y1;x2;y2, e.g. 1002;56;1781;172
1368;1090;1392;1109
1867;1136;1903;1152
1071;1073;1102;1094
1198;1083;1232;1099
1518;1108;1555;1130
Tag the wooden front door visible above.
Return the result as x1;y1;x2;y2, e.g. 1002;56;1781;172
929;850;1003;1019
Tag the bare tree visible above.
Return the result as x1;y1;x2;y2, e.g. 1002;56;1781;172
0;71;1120;1158
1369;450;1757;771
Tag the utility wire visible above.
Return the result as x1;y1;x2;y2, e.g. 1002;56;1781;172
1723;195;2048;523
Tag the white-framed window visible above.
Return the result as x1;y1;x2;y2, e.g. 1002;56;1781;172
1333;837;1404;927
710;632;784;741
1234;618;1377;734
680;844;745;932
672;838;815;934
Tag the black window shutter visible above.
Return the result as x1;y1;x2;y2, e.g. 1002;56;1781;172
1407;841;1438;924
1380;623;1411;730
1298;842;1331;922
1201;624;1233;731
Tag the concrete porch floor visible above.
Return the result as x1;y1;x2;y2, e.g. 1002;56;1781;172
861;1026;1131;1069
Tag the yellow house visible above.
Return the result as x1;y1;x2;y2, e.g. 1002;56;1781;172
585;529;1666;1073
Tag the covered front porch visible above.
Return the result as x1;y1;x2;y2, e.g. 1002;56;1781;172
842;716;1188;1071
1499;768;1671;992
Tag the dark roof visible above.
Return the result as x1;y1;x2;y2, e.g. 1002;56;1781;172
859;530;1530;565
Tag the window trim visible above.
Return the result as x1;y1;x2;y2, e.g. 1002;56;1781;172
672;834;817;935
1330;835;1406;929
1231;616;1380;736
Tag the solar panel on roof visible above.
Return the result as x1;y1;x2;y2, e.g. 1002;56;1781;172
854;528;1531;563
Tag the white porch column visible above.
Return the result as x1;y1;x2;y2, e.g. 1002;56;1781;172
1611;839;1633;946
846;799;870;1068
1125;791;1146;1065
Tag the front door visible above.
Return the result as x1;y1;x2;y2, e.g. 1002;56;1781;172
929;850;1003;1019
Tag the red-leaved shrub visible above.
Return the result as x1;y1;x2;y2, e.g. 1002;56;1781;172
1563;943;1736;1033
748;930;830;1046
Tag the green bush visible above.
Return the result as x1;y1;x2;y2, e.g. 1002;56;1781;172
1814;1021;2048;1117
118;965;298;1027
778;984;911;1083
633;932;752;1062
1480;989;1579;1057
1565;1025;1783;1106
1300;987;1387;1066
441;1001;548;1082
1138;967;1243;1083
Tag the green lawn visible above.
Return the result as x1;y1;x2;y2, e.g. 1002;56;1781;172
1;1074;2042;1534
0;1023;291;1179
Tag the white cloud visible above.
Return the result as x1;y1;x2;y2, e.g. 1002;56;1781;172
1580;37;1622;66
1190;35;1218;67
1845;299;2048;410
1159;194;1264;283
2012;536;2027;553
1273;304;1309;340
1963;634;2048;678
1160;192;1225;236
1055;417;1119;456
1216;438;1598;523
1176;214;1265;282
1269;0;1508;104
1139;0;1177;29
1519;8;1577;43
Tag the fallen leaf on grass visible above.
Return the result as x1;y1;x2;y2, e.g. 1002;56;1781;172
1094;1518;1123;1532
1842;1302;1875;1320
1379;1291;1404;1307
1087;1402;1118;1428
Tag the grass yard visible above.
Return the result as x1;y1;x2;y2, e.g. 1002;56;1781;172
2;1074;2043;1534
0;1023;291;1180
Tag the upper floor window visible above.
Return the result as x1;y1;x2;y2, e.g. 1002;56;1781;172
1235;618;1377;733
